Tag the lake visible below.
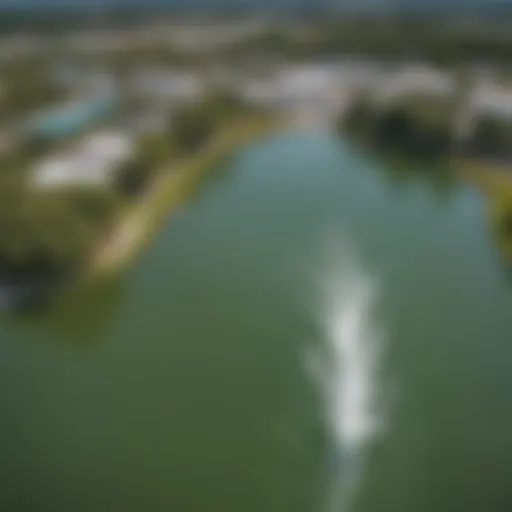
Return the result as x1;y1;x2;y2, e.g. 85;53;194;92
2;128;512;512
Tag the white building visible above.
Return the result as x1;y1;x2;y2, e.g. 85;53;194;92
242;64;343;114
78;131;133;162
32;130;135;190
372;65;456;105
456;81;512;139
469;83;512;119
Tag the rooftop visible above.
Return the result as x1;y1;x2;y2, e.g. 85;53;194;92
32;129;135;190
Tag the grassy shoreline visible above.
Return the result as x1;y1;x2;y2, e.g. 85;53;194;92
86;114;283;280
454;157;512;194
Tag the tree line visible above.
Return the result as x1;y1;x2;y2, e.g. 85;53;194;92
221;21;512;66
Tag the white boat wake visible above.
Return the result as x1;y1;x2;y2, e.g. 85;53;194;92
304;236;390;511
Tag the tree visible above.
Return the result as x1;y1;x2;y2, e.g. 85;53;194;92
0;188;120;282
171;101;218;154
340;96;375;139
371;105;415;152
171;91;252;155
115;157;154;197
470;115;512;159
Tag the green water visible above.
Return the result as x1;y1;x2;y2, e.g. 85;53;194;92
2;129;512;512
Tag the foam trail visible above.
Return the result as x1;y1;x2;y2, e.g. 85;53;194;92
305;237;388;511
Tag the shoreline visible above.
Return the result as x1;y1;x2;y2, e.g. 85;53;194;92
87;114;283;280
454;157;512;195
340;127;512;195
4;113;295;311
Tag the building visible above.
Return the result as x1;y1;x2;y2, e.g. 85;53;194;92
32;130;135;189
242;63;344;123
468;83;512;120
456;80;512;141
371;65;456;106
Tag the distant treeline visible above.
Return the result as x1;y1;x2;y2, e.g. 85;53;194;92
0;7;175;35
222;19;512;66
1;7;512;37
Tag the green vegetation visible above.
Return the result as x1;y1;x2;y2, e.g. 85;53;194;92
115;91;253;198
104;45;199;79
340;96;375;141
462;115;512;161
221;19;512;66
0;88;261;297
115;133;173;197
90;113;280;278
169;90;255;155
477;177;512;264
0;61;64;123
340;93;454;164
339;84;512;265
0;186;121;282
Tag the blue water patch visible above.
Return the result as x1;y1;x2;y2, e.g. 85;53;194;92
23;94;117;140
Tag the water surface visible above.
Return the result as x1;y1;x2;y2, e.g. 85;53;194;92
2;129;512;512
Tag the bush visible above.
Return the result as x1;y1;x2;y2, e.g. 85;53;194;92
0;189;121;281
171;104;217;154
340;96;375;139
340;95;453;162
115;157;154;197
468;115;512;159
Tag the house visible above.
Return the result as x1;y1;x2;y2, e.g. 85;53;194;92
456;81;512;141
468;83;512;120
242;64;340;106
32;130;135;189
371;65;456;106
